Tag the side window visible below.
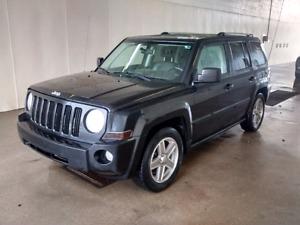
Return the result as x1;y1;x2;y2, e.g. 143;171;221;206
230;42;250;71
242;43;251;66
249;42;267;66
196;44;227;74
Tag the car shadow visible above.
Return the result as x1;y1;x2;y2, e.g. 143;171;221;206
62;165;116;188
177;131;234;178
50;128;264;189
177;129;264;181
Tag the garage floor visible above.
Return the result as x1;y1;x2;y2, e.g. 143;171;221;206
1;63;300;225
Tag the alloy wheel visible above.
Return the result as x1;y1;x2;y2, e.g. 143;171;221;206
252;98;264;129
149;137;179;183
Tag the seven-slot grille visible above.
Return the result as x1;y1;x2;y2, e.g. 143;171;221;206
30;95;82;137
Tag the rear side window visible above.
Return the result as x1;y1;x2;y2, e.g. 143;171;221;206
230;42;250;71
249;42;267;66
196;44;227;74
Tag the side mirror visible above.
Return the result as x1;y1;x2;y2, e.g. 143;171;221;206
296;57;300;78
262;35;268;43
97;57;104;67
194;68;221;83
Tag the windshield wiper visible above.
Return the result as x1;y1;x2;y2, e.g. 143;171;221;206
112;71;169;82
113;71;152;82
141;75;167;82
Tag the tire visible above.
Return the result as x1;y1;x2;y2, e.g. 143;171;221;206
136;127;184;192
241;93;265;132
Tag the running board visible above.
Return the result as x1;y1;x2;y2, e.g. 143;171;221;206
190;119;245;150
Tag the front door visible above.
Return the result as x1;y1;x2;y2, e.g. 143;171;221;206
191;42;231;142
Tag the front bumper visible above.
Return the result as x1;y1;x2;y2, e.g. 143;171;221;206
18;113;136;179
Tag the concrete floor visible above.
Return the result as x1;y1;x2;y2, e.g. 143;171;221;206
1;63;300;225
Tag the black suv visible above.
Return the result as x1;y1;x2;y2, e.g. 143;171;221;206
18;32;270;192
296;57;300;78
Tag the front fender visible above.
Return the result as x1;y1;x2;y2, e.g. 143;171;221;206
127;97;193;177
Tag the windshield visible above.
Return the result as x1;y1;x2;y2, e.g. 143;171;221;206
99;41;193;82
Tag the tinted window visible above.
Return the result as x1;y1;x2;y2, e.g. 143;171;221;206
196;44;227;74
242;43;251;66
250;42;267;66
230;42;250;71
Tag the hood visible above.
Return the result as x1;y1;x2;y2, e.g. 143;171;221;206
30;72;184;109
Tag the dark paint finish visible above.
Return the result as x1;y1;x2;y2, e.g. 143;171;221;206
31;72;181;111
296;56;300;78
18;33;270;179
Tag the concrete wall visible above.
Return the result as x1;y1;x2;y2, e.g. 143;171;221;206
0;0;300;111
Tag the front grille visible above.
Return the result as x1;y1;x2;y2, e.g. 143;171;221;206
71;107;82;136
30;95;82;137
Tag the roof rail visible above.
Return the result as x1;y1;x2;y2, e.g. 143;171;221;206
161;32;169;35
218;32;253;37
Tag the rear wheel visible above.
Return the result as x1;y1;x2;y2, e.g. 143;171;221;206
241;93;265;132
136;127;183;192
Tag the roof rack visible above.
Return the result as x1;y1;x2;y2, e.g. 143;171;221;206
218;32;253;37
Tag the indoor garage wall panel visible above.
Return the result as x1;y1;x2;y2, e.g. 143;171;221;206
80;0;109;71
268;0;300;64
1;0;300;112
66;0;109;73
0;0;18;111
139;1;171;35
269;21;300;65
108;0;144;48
107;0;269;46
6;0;69;110
162;0;283;19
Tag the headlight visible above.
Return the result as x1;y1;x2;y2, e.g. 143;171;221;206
26;92;33;111
84;109;106;133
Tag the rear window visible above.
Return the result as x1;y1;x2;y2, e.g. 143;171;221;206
249;42;267;66
230;42;250;71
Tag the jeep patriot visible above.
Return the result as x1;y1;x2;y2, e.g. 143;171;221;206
18;32;270;192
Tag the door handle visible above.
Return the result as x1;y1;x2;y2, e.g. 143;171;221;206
249;76;255;82
225;83;234;90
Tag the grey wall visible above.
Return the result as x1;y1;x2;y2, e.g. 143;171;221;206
0;0;300;112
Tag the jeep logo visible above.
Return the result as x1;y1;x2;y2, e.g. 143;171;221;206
51;91;61;97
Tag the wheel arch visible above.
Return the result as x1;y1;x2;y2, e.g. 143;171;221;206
129;108;193;177
143;116;190;154
257;86;269;101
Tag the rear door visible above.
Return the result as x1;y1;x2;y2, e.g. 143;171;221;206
248;41;269;92
220;41;256;127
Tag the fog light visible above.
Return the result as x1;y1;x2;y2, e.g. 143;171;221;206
94;150;113;164
105;151;113;162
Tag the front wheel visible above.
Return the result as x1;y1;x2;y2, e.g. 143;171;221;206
136;128;184;192
241;93;265;132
